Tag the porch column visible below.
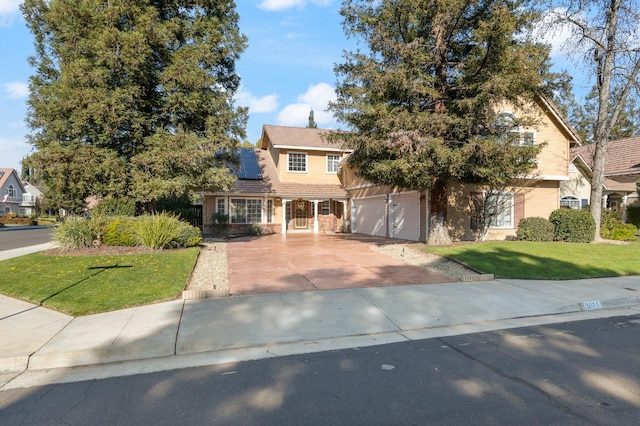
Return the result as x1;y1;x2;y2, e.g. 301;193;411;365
602;194;608;210
623;194;629;222
342;200;348;232
282;199;288;235
313;200;319;233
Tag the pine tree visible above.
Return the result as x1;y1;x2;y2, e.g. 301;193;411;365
21;0;247;213
307;109;318;128
329;0;561;244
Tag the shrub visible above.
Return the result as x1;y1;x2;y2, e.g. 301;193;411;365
53;216;106;249
549;208;595;243
516;217;554;242
135;212;183;249
93;197;136;216
102;216;139;246
626;204;640;228
247;224;266;236
175;220;203;247
600;210;638;241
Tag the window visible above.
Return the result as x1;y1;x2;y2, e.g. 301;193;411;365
496;112;536;146
288;152;307;172
7;185;15;197
267;200;273;223
4;206;10;215
486;192;513;228
560;195;581;210
230;198;262;224
216;198;226;214
326;155;340;173
321;200;330;215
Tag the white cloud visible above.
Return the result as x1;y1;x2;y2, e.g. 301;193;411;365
277;82;337;127
0;0;21;27
0;136;30;172
258;0;331;12
235;87;278;113
3;81;29;99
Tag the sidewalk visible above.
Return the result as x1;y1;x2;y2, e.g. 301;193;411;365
1;271;639;390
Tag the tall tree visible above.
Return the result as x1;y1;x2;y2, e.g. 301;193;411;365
21;0;247;213
545;0;640;238
330;0;560;244
307;109;318;128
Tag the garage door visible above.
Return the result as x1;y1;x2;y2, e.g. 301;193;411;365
353;196;387;237
389;193;421;241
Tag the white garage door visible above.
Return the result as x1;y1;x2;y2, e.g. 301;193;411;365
353;196;387;237
389;193;421;241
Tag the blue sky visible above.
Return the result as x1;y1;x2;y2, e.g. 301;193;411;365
0;0;584;174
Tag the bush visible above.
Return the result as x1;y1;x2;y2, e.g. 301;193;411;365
248;224;266;236
93;198;136;216
516;217;554;242
175;220;203;247
600;210;638;241
135;213;183;249
549;208;595;243
53;216;106;249
102;216;139;246
626;204;640;228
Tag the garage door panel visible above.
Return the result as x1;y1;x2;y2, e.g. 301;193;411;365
354;197;386;237
390;193;420;241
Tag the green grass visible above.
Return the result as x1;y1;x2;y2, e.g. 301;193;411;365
427;241;640;280
0;248;199;316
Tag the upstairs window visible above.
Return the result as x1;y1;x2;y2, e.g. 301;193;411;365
288;152;307;172
496;112;535;146
326;154;340;173
7;185;15;197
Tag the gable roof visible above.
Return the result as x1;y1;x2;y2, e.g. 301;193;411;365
537;95;582;147
572;137;640;177
260;125;350;152
0;168;26;193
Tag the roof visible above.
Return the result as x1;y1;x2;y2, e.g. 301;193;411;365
572;137;640;177
234;148;262;180
537;95;582;146
221;149;348;198
261;125;350;152
0;168;25;192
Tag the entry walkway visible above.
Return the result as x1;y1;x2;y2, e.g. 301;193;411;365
226;233;455;294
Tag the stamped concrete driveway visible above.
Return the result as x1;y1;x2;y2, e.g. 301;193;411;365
226;233;455;295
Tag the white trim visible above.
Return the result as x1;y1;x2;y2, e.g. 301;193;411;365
273;144;352;153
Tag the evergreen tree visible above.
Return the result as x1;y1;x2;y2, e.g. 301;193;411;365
307;109;318;128
21;0;247;213
330;0;560;244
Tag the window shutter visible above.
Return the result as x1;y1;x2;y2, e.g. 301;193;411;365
514;193;525;227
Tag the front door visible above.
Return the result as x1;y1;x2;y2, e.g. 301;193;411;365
294;200;308;229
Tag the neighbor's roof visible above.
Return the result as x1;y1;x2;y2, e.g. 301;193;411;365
0;168;20;190
260;125;351;152
572;136;640;177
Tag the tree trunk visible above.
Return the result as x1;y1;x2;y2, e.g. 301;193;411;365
427;178;453;246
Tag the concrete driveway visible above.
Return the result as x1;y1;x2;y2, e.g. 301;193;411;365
226;233;455;295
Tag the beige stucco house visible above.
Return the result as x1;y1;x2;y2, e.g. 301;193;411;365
202;125;352;235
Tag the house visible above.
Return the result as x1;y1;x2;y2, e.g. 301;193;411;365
563;137;640;216
202;125;352;235
340;96;582;241
22;182;44;217
0;168;35;217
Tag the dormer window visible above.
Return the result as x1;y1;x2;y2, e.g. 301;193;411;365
288;152;307;172
496;112;535;146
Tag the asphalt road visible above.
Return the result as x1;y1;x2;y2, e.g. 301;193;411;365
1;313;638;425
0;227;53;251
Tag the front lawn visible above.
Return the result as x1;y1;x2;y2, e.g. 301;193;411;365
426;241;640;280
0;248;199;316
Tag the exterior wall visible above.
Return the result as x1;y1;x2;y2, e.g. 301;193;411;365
560;164;591;202
0;170;26;216
447;180;560;241
277;149;345;184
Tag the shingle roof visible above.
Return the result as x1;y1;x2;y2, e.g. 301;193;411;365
0;168;18;190
572;136;640;176
224;149;348;198
261;125;349;151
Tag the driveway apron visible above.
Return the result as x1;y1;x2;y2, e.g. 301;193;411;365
226;233;455;295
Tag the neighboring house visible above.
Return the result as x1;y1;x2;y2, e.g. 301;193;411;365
341;96;582;242
202;125;352;235
22;182;44;217
564;137;640;216
0;168;33;217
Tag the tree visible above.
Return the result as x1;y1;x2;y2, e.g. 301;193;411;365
21;0;247;213
307;109;318;128
545;0;640;239
329;0;559;245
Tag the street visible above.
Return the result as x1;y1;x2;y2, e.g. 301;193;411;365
1;313;638;425
0;227;53;251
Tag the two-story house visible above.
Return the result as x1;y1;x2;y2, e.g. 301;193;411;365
202;125;352;235
340;95;582;241
0;168;36;217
